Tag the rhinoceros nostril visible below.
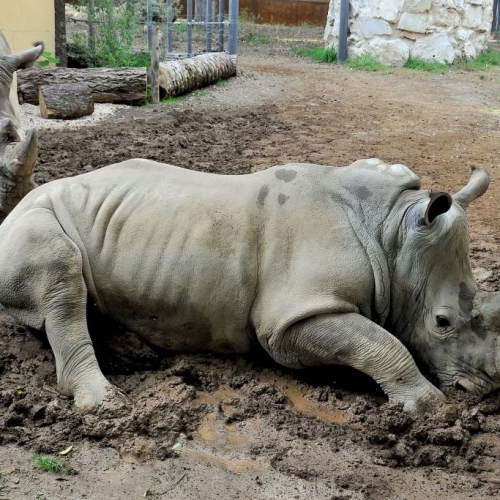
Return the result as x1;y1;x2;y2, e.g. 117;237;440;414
455;380;468;392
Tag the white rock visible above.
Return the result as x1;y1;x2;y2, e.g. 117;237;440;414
398;12;432;33
463;5;483;28
411;31;455;62
352;17;393;38
367;38;410;66
455;27;473;41
402;0;432;13
432;7;461;27
369;0;400;22
463;41;477;58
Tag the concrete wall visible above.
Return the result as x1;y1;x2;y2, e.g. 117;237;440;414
0;0;55;54
324;0;493;66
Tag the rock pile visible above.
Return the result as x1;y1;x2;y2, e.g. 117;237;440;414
324;0;493;66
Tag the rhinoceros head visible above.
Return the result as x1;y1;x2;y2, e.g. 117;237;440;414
0;39;43;222
390;167;500;396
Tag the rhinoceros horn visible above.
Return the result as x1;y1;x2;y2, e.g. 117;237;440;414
3;127;38;177
452;166;489;209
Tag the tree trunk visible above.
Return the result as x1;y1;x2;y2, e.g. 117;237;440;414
39;83;94;120
159;53;236;98
195;0;206;22
149;29;160;104
17;67;147;106
54;0;67;67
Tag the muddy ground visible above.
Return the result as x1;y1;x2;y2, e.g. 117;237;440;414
2;24;500;500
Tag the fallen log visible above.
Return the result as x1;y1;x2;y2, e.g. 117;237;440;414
159;53;236;98
17;67;147;106
39;83;94;119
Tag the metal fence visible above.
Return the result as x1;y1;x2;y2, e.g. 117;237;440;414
493;0;500;34
146;0;239;60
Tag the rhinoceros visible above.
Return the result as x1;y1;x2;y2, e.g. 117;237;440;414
0;32;43;222
0;157;499;411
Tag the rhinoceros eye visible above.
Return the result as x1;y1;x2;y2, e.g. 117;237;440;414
436;315;451;328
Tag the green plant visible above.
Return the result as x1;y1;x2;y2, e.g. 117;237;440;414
344;53;388;71
38;51;60;67
294;46;336;63
404;56;449;73
245;34;271;45
143;486;156;497
216;79;228;87
33;455;70;475
160;96;181;105
72;0;140;68
191;90;207;96
458;48;500;70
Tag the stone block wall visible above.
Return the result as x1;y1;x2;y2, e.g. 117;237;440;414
324;0;493;66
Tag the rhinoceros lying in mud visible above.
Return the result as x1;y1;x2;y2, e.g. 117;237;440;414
0;158;499;411
0;32;43;222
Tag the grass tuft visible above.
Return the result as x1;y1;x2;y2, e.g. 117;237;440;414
160;96;181;105
245;34;272;45
216;78;228;87
344;54;388;71
294;46;337;63
458;48;500;70
404;56;449;73
33;455;70;475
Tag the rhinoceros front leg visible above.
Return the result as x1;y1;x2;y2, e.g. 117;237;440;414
0;209;117;409
262;313;444;411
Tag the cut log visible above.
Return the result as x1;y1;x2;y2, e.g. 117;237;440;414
159;53;236;98
39;83;94;120
17;67;147;106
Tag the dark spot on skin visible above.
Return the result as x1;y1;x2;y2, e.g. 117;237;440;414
257;185;269;206
355;186;373;200
459;282;476;315
275;169;297;183
470;314;487;338
278;193;289;205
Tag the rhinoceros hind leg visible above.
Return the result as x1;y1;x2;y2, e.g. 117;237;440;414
0;208;116;409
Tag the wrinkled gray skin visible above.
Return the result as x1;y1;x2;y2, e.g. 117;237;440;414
0;32;43;223
0;157;499;412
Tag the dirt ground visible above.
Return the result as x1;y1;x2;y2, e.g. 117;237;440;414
2;25;500;500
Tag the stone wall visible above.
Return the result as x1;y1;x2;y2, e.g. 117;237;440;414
324;0;493;66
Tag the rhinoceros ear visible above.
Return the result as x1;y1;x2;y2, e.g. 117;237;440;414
9;42;44;71
452;166;489;209
423;192;452;226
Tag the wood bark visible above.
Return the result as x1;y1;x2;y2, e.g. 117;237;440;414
149;29;160;104
54;0;67;67
17;67;147;106
159;53;236;98
39;83;94;120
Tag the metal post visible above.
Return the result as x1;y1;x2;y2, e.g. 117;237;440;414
147;0;153;50
206;0;214;53
228;0;239;56
218;0;224;52
337;0;349;63
493;0;500;34
166;0;173;56
187;0;193;56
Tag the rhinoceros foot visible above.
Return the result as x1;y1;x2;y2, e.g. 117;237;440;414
72;375;127;412
393;376;445;413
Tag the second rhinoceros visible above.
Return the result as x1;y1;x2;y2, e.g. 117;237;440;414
0;32;43;222
0;158;499;411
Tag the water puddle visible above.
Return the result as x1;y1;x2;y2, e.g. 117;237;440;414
260;374;349;424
